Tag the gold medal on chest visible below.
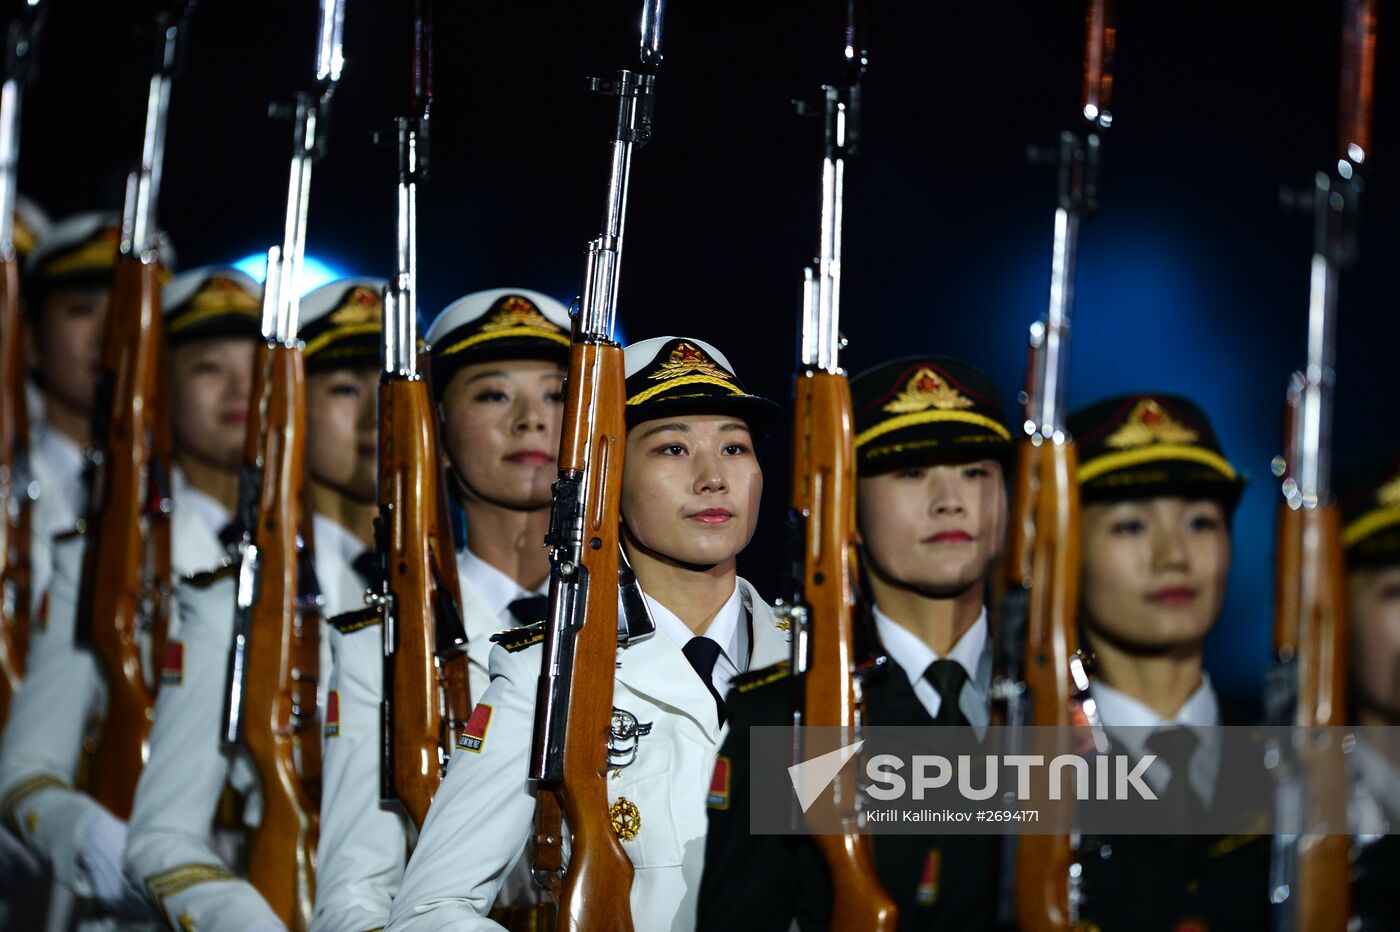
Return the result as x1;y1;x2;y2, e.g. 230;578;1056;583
610;796;641;841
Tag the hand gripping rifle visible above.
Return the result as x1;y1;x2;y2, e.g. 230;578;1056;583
74;1;192;821
0;0;45;729
1266;3;1375;929
219;1;345;926
778;2;896;929
527;1;665;928
369;0;471;832
993;1;1114;928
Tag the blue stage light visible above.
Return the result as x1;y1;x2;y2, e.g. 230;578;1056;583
231;253;347;294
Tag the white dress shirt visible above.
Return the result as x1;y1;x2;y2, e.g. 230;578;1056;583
644;584;748;701
873;605;992;727
458;548;550;628
30;419;85;516
1090;675;1221;805
170;472;231;549
314;514;365;573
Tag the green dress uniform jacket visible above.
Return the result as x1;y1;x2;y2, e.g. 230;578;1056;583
697;657;999;932
1074;689;1273;932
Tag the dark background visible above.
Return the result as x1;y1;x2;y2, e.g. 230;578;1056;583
13;1;1396;711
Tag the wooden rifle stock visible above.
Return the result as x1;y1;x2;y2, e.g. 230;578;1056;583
242;341;320;931
0;0;41;738
378;371;467;830
1275;503;1350;932
1268;3;1372;924
77;256;172;820
0;254;29;727
1273;391;1350;931
1005;0;1108;922
792;371;897;932
1006;433;1082;932
548;341;632;932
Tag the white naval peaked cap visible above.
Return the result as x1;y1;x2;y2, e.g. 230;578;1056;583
161;265;262;343
426;287;572;392
426;287;571;346
13;194;50;259
622;335;737;380
297;276;387;368
26;210;176;283
621;335;780;439
25;210;119;279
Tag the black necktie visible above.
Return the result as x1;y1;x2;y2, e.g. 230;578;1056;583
507;595;550;627
351;550;383;588
217;520;243;550
924;659;970;726
1145;726;1203;817
682;636;726;727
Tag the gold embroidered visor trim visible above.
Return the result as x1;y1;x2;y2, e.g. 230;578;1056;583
166;304;260;334
626;374;744;407
41;243;116;278
439;326;570;357
1077;444;1237;484
1342;506;1400;549
302;322;382;358
855;410;1012;450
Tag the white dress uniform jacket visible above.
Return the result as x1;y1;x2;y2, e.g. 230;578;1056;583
122;515;366;932
24;407;87;617
0;472;227;907
312;550;548;932
385;578;788;932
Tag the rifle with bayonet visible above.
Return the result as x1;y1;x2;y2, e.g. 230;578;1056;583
219;1;345;926
74;1;191;821
1266;2;1375;929
993;1;1114;928
369;0;472;832
527;1;665;928
0;0;45;729
777;1;896;928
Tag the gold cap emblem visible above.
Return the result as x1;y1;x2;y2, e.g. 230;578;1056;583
191;276;258;317
883;367;975;414
1105;398;1199;449
609;796;641;841
41;225;120;278
650;341;732;383
480;295;560;335
329;286;383;326
13;214;37;258
1378;472;1400;508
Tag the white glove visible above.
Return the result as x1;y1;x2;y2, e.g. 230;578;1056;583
76;807;153;918
243;922;288;932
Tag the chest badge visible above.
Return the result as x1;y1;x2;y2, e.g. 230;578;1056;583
607;708;653;770
610;796;641;841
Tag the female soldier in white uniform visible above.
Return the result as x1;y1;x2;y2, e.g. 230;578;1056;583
312;288;572;931
0;260;259;926
121;278;387;931
385;336;787;932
